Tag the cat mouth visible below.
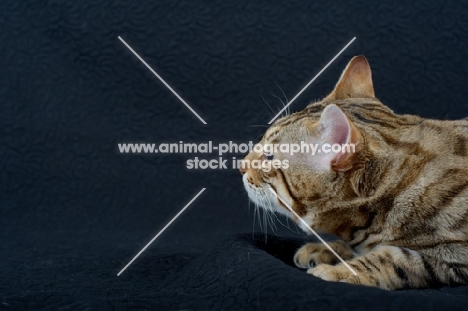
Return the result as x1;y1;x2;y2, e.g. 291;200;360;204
242;173;290;217
243;172;313;234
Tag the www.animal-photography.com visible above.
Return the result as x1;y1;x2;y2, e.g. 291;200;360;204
2;0;468;309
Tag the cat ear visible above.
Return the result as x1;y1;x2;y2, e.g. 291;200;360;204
319;104;362;171
324;56;375;100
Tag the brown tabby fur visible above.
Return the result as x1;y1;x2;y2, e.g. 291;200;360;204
241;56;468;290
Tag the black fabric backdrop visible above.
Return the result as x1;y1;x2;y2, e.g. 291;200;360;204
2;0;468;309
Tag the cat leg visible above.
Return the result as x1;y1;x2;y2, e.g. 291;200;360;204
308;245;439;290
294;240;354;269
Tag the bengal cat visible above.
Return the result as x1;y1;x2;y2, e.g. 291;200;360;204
241;56;468;290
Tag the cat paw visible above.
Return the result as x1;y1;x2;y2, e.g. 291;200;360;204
308;264;387;289
307;264;354;282
294;243;327;268
294;242;352;269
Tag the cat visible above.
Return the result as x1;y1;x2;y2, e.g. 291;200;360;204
241;55;468;290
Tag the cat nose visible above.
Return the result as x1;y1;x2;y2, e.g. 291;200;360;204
239;166;246;175
239;159;247;175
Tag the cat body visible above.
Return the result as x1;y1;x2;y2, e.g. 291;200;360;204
241;56;468;290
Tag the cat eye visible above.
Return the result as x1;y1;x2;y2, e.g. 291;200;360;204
263;153;275;161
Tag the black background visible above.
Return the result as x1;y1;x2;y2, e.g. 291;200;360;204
2;0;468;309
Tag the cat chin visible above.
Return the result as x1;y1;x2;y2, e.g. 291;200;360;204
242;173;282;216
242;173;294;219
243;173;316;233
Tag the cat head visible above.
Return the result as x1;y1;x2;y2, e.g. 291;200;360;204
241;56;379;232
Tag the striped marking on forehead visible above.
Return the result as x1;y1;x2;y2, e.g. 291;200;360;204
264;108;323;142
265;113;313;141
264;127;282;142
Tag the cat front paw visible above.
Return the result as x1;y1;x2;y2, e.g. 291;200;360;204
308;264;390;289
294;243;327;268
294;241;353;269
308;264;354;282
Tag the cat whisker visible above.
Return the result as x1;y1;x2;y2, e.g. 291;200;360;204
270;92;289;118
276;84;291;117
258;195;267;236
255;200;263;234
249;199;256;239
260;94;276;119
258;194;273;242
265;208;277;235
262;202;268;241
263;195;278;233
263;189;303;235
287;216;301;234
261;193;280;239
272;84;291;117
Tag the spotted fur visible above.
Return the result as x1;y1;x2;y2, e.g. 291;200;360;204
241;56;468;290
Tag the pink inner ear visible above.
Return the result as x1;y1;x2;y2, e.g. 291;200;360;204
320;105;350;145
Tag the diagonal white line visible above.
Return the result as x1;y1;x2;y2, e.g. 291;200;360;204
268;187;357;276
118;36;207;125
268;37;356;124
117;188;206;276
